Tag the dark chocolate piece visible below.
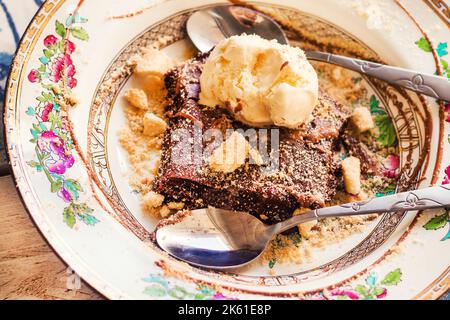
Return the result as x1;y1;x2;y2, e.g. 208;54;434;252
342;134;379;174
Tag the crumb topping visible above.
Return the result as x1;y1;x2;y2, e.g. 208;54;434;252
124;88;149;110
342;156;362;195
119;45;400;270
352;107;375;132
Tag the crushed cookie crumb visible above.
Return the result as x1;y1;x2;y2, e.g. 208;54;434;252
125;88;149;110
342;156;362;195
143;112;167;137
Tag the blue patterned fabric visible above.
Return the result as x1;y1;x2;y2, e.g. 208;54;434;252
1;0;44;166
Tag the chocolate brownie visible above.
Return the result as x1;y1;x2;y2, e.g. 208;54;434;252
154;53;351;224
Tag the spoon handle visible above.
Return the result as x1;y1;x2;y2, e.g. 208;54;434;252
277;186;450;233
306;51;450;102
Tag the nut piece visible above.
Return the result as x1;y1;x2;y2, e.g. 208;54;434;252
209;131;262;173
342;156;362;195
124;88;149;110
134;48;174;78
160;205;171;218
143;112;168;137
351;107;374;132
142;191;164;210
294;208;318;238
167;202;185;211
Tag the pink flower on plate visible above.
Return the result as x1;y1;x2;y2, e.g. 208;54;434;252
212;293;238;300
41;102;54;122
50;54;77;88
382;154;400;178
44;35;58;47
58;187;72;203
37;131;74;175
443;165;450;185
65;40;76;54
329;288;360;300
376;288;387;299
67;76;77;89
28;69;40;83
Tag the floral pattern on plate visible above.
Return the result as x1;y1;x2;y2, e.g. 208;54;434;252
26;13;97;228
416;37;450;241
143;274;238;300
304;268;402;300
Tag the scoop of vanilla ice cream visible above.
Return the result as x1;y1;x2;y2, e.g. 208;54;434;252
199;35;319;128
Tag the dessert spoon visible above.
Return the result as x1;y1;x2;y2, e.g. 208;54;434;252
156;185;450;269
186;5;450;102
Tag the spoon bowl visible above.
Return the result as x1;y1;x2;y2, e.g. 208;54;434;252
186;5;288;53
156;207;274;269
156;186;450;269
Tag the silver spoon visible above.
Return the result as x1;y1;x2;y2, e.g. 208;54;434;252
186;5;450;102
156;185;450;269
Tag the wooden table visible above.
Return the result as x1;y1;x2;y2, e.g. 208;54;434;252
0;175;103;300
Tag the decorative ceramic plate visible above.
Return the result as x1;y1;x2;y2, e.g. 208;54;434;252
4;0;450;300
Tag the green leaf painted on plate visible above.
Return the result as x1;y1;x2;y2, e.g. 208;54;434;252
39;57;49;65
437;42;448;57
63;203;98;227
26;107;36;116
373;286;385;296
78;214;99;226
27;160;40;167
366;273;377;286
43;48;54;58
27;160;43;172
194;293;207;300
71;27;89;41
38;64;47;72
355;284;367;295
66;14;74;27
375;115;397;147
375;184;396;197
380;268;402;286
442;228;450;241
55;20;66;38
57;39;65;53
66;179;83;191
63;206;76;228
416;37;432;52
268;259;276;269
74;13;88;23
30;129;39;140
32;123;43;133
169;286;189;300
50;180;63;193
423;211;449;231
143;285;166;297
65;181;80;200
369;95;386;115
48;112;62;129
